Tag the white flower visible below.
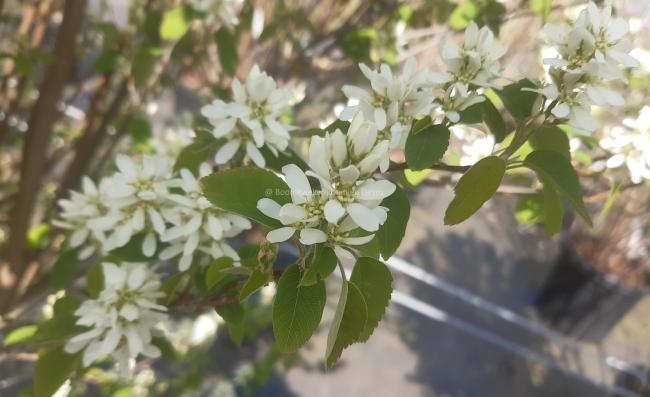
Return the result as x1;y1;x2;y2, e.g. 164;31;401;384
160;164;250;270
257;164;329;244
194;0;242;29
200;65;294;167
324;217;377;266
436;83;485;123
543;2;637;80
89;155;173;255
600;107;650;184
64;262;167;377
340;57;434;149
439;21;507;89
53;176;110;259
308;113;391;183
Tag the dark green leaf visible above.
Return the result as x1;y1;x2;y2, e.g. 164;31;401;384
33;347;80;397
481;98;507;142
201;168;292;228
301;245;337;286
444;156;506;225
325;280;367;368
495;79;538;121
529;126;570;159
350;258;392;341
109;233;165;262
240;270;270;301
86;262;104;298
260;146;310;172
405;124;451;171
541;180;564;235
215;28;238;76
524;150;591;225
92;51;123;73
376;185;410;258
272;264;326;353
205;256;235;290
51;250;78;290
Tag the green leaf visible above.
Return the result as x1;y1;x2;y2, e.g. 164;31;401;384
376;185;410;258
531;0;553;21
33;347;80;397
444;156;506;225
215;28;238;76
524;150;592;225
174;139;217;175
272;264;326;353
458;103;483;124
405;124;451;171
260;146;310;172
301;245;337;286
480;98;507;142
161;272;188;304
515;195;544;224
217;303;245;345
529;126;570;159
202;168;292;228
160;5;193;40
240;270;270;301
495;79;538;121
325;280;367;368
4;325;38;346
92;51;123;73
238;244;261;268
86;262;104;298
51;250;78;290
404;169;432;186
205;257;234;290
109;233;165;262
541;180;564;235
355;235;381;259
127;117;152;148
349;258;392;341
450;1;479;30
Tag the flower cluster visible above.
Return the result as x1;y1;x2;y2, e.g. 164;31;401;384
339;21;507;150
56;155;247;268
200;65;294;167
64;263;167;377
258;113;395;263
599;106;650;184
529;2;638;132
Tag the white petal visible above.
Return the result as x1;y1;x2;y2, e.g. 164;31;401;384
347;203;380;232
282;164;311;204
324;200;346;224
214;139;241;164
266;227;295;243
246;142;266;167
142;232;157;257
257;198;281;218
299;228;327;245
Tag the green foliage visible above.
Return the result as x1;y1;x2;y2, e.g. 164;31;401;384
109;233;165;262
160;5;195;40
127;117;153;152
260;146;310;172
405;124;450;171
3;325;38;347
524;150;592;225
340;28;378;63
215;28;238;76
349;258;393;342
273;264;326;353
529;126;570;159
202;167;292;228
51;250;79;290
92;51;123;73
240;270;271;301
205;256;235;291
495;79;538;121
481;98;507;142
33;346;80;397
174;129;218;174
86;262;104;298
531;0;553;21
541;181;564;235
325;279;367;368
216;303;245;345
376;185;410;259
444;156;506;225
300;245;337;287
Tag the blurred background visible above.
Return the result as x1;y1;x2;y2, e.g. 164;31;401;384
1;0;650;396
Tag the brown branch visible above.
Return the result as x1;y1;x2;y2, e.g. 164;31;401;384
1;0;88;315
